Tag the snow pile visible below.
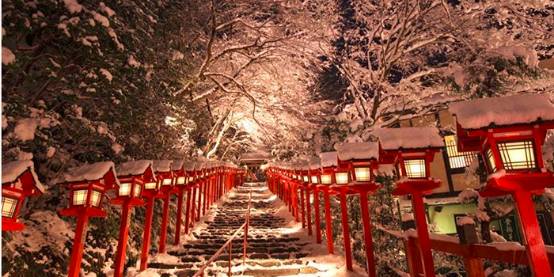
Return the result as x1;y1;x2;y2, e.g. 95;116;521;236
63;0;83;14
449;94;554;129
153;160;172;172
117;160;153;177
99;68;113;82
128;55;141;67
458;188;479;203
8;211;74;252
374;127;444;150
335;142;379;161
488;242;525;252
319;151;338;167
2;47;16;65
401;213;414;222
62;161;117;183
308;157;321;170
14;118;38;141
374;164;395;176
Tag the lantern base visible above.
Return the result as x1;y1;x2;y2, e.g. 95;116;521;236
481;171;554;197
392;178;441;196
2;218;24;231
111;197;145;207
59;206;107;218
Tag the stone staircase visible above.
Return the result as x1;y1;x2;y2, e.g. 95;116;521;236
144;182;340;277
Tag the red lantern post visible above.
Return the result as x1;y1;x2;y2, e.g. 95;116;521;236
184;162;196;235
113;160;155;277
450;94;554;277
309;159;322;244
334;142;380;276
171;160;187;246
58;162;118;277
139;166;162;271
153;160;175;254
375;127;444;277
319;152;338;254
2;160;44;231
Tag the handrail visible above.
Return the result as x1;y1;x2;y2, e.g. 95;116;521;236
193;189;252;277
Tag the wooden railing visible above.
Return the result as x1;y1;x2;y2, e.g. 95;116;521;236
193;190;252;277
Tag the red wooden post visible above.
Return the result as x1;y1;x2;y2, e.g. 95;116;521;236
140;197;155;270
197;183;202;220
405;236;423;276
314;187;322;243
300;187;306;229
324;188;334;254
114;201;131;277
191;185;197;223
339;190;353;271
513;190;551;277
202;181;207;216
158;195;170;253
185;188;191;234
306;186;312;236
359;191;376;277
174;190;184;245
67;213;89;277
412;192;435;277
463;257;485;277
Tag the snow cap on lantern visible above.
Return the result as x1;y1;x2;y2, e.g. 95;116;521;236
59;161;118;216
184;161;196;184
153;160;174;193
2;160;44;231
319;151;338;185
374;127;444;179
171;159;188;186
114;160;156;204
308;157;321;184
335;142;379;183
449;94;554;175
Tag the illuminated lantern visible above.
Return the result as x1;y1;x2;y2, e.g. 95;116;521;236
2;160;44;231
138;161;162;271
375;127;444;277
171;159;187;246
308;158;324;245
333;142;380;275
58;162;118;277
318;152;337;255
450;94;554;277
113;160;155;277
153;160;174;254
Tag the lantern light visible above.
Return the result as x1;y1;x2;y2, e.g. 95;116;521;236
320;174;332;184
354;167;371;181
335;172;349;184
311;176;319;184
119;183;132;196
2;197;18;218
176;176;186;185
335;142;379;184
403;159;426;178
497;140;536;170
145;182;158;190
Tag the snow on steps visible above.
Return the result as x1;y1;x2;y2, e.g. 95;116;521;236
138;182;364;277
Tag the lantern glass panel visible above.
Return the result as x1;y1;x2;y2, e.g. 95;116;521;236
321;174;332;184
497;140;536;170
486;148;497;172
91;190;102;207
176;176;186;185
2;197;18;218
188;177;194;183
335;172;349;184
145;182;157;190
311;176;319;184
354;167;371;182
292;174;297;179
403;159;426;178
73;190;88;205
119;183;132;196
162;178;173;186
303;176;309;182
133;184;141;197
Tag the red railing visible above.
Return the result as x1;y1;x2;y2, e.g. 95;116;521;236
193;190;252;277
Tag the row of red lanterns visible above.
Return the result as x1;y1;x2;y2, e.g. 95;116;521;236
266;94;554;277
2;158;246;277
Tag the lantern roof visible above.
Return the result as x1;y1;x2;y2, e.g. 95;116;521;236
153;160;173;173
319;152;338;167
62;161;119;186
449;94;554;130
374;127;444;150
171;159;185;171
2;160;45;193
308;157;321;170
117;160;156;181
183;161;196;171
335;142;379;161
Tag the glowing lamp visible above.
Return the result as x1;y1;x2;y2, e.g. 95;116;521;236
320;174;332;185
449;94;554;277
2;160;44;231
153;160;174;194
335;172;349;184
335;142;379;185
319;152;338;185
